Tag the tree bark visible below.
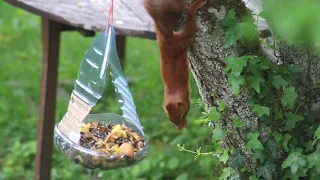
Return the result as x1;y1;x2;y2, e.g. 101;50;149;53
187;0;261;171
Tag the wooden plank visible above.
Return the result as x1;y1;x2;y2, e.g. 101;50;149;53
34;18;62;180
3;0;156;39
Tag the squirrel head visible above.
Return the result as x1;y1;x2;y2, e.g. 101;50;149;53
164;100;190;130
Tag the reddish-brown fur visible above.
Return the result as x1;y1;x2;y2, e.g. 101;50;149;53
143;0;206;130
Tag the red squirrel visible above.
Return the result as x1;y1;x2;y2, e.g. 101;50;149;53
143;0;206;130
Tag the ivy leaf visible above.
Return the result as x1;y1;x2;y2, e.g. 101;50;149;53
288;64;303;73
247;75;265;93
229;169;241;180
228;75;246;96
283;134;292;152
272;131;283;143
233;117;246;128
224;26;240;48
307;149;320;174
225;56;250;77
239;21;257;41
212;124;226;141
266;140;280;159
282;151;307;174
208;107;221;121
247;59;260;75
253;104;270;117
272;75;288;89
219;150;229;164
221;11;237;28
224;56;236;73
246;132;264;151
219;101;226;112
219;167;232;180
313;126;320;145
281;87;297;109
253;149;265;163
273;109;284;120
249;175;259;180
258;161;276;180
228;151;247;168
284;112;304;131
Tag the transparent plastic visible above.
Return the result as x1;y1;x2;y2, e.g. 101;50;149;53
54;113;148;170
73;26;111;107
54;25;147;170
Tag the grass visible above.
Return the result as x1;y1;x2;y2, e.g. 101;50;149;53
0;1;215;179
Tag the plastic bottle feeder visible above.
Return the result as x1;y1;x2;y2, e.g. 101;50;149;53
54;26;148;170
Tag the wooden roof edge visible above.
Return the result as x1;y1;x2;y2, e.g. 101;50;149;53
3;0;156;40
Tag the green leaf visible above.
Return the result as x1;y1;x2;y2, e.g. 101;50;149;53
272;131;283;143
273;109;284;120
212;124;226;141
284;112;304;131
224;26;240;48
272;75;288;89
282;151;307;174
233;117;246;128
249;175;259;180
221;11;237;28
225;56;250;77
239;21;257;41
281;87;297;109
307;149;320;174
224;56;236;73
219;167;232;180
246;75;265;93
283;134;292;152
253;104;270;117
266;140;280;159
194;118;211;125
228;151;247;168
246;132;264;151
228;75;246;96
258;161;276;180
313;126;320;145
253;150;265;163
219;101;226;112
219;150;229;164
229;169;241;180
208;107;221;121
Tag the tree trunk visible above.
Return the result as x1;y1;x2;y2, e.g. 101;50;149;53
187;0;320;174
187;0;260;171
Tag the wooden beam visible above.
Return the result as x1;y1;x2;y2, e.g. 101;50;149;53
34;18;61;180
3;0;157;40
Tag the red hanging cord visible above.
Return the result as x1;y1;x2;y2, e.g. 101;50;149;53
106;0;114;33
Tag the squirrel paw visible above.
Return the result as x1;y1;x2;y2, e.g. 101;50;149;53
190;0;206;11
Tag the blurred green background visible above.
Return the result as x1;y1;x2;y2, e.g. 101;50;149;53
0;1;215;179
